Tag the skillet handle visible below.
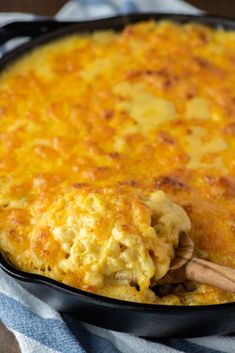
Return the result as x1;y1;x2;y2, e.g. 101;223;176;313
0;20;73;45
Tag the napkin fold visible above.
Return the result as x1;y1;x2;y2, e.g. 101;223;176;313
0;1;234;353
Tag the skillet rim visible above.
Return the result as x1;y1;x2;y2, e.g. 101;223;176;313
0;12;235;313
1;252;235;312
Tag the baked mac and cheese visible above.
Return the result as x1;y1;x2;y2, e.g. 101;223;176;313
0;20;235;304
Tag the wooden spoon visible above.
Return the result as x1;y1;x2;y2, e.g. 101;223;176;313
158;232;235;293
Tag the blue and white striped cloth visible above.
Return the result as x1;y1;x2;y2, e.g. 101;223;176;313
0;1;235;352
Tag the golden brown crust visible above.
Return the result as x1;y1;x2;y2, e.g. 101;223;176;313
0;20;235;304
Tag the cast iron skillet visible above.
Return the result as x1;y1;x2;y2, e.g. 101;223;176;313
0;13;235;338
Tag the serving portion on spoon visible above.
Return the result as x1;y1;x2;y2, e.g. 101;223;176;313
158;232;235;294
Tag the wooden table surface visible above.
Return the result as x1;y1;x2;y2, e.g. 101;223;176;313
0;1;234;352
0;321;21;353
0;0;234;18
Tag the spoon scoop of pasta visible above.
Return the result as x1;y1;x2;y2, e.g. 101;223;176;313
159;232;235;293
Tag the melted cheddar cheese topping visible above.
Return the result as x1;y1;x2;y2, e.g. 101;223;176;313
1;20;235;305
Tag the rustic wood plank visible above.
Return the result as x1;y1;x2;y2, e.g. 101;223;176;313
0;0;67;16
0;0;234;18
0;321;21;353
183;0;235;19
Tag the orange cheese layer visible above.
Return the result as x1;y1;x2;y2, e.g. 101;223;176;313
0;20;235;305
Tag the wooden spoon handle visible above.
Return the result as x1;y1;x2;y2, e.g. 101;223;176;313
186;257;235;293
